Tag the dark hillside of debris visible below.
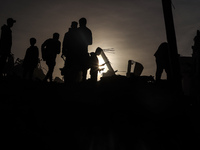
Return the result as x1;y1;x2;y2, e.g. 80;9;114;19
1;76;199;149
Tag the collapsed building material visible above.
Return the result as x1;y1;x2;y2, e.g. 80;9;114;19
126;60;144;78
98;48;116;77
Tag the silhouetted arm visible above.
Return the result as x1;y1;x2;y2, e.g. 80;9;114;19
62;33;67;55
36;47;39;58
88;29;92;45
41;40;48;60
41;40;47;51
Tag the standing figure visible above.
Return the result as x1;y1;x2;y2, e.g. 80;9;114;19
62;21;78;59
62;21;80;84
192;30;200;76
89;47;104;82
154;42;170;81
41;33;61;82
22;38;39;80
0;18;16;78
77;17;93;82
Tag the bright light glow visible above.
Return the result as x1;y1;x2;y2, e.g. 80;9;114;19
97;55;108;80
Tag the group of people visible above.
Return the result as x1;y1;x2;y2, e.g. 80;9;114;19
62;18;105;84
0;17;180;84
0;17;104;84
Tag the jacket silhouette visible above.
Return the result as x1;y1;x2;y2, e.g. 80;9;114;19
62;21;79;59
154;42;170;81
23;38;39;80
42;33;61;82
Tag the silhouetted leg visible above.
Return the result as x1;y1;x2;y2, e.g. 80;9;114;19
64;63;76;85
155;60;163;81
44;70;52;82
91;71;98;82
82;69;87;82
0;55;7;78
156;70;163;81
165;66;171;81
48;65;54;82
44;65;51;82
44;60;55;82
29;68;35;80
43;72;49;82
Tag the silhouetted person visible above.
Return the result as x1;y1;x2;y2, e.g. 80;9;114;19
192;30;200;76
62;21;80;84
62;21;78;59
192;30;200;50
0;18;16;78
22;38;39;80
77;17;93;82
89;47;104;82
42;33;61;82
154;42;170;81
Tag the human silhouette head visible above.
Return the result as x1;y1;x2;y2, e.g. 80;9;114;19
197;30;200;36
95;47;102;56
53;33;59;40
161;42;168;48
79;17;87;27
7;18;16;27
71;21;78;28
30;38;36;46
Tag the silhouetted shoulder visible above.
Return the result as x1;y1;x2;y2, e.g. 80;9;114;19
78;27;92;46
154;42;169;57
1;24;8;30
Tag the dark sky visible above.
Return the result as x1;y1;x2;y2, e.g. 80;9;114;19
1;0;200;79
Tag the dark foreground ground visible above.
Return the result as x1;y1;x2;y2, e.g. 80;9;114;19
1;75;200;150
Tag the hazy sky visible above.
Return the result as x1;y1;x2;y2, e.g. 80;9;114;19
1;0;200;79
